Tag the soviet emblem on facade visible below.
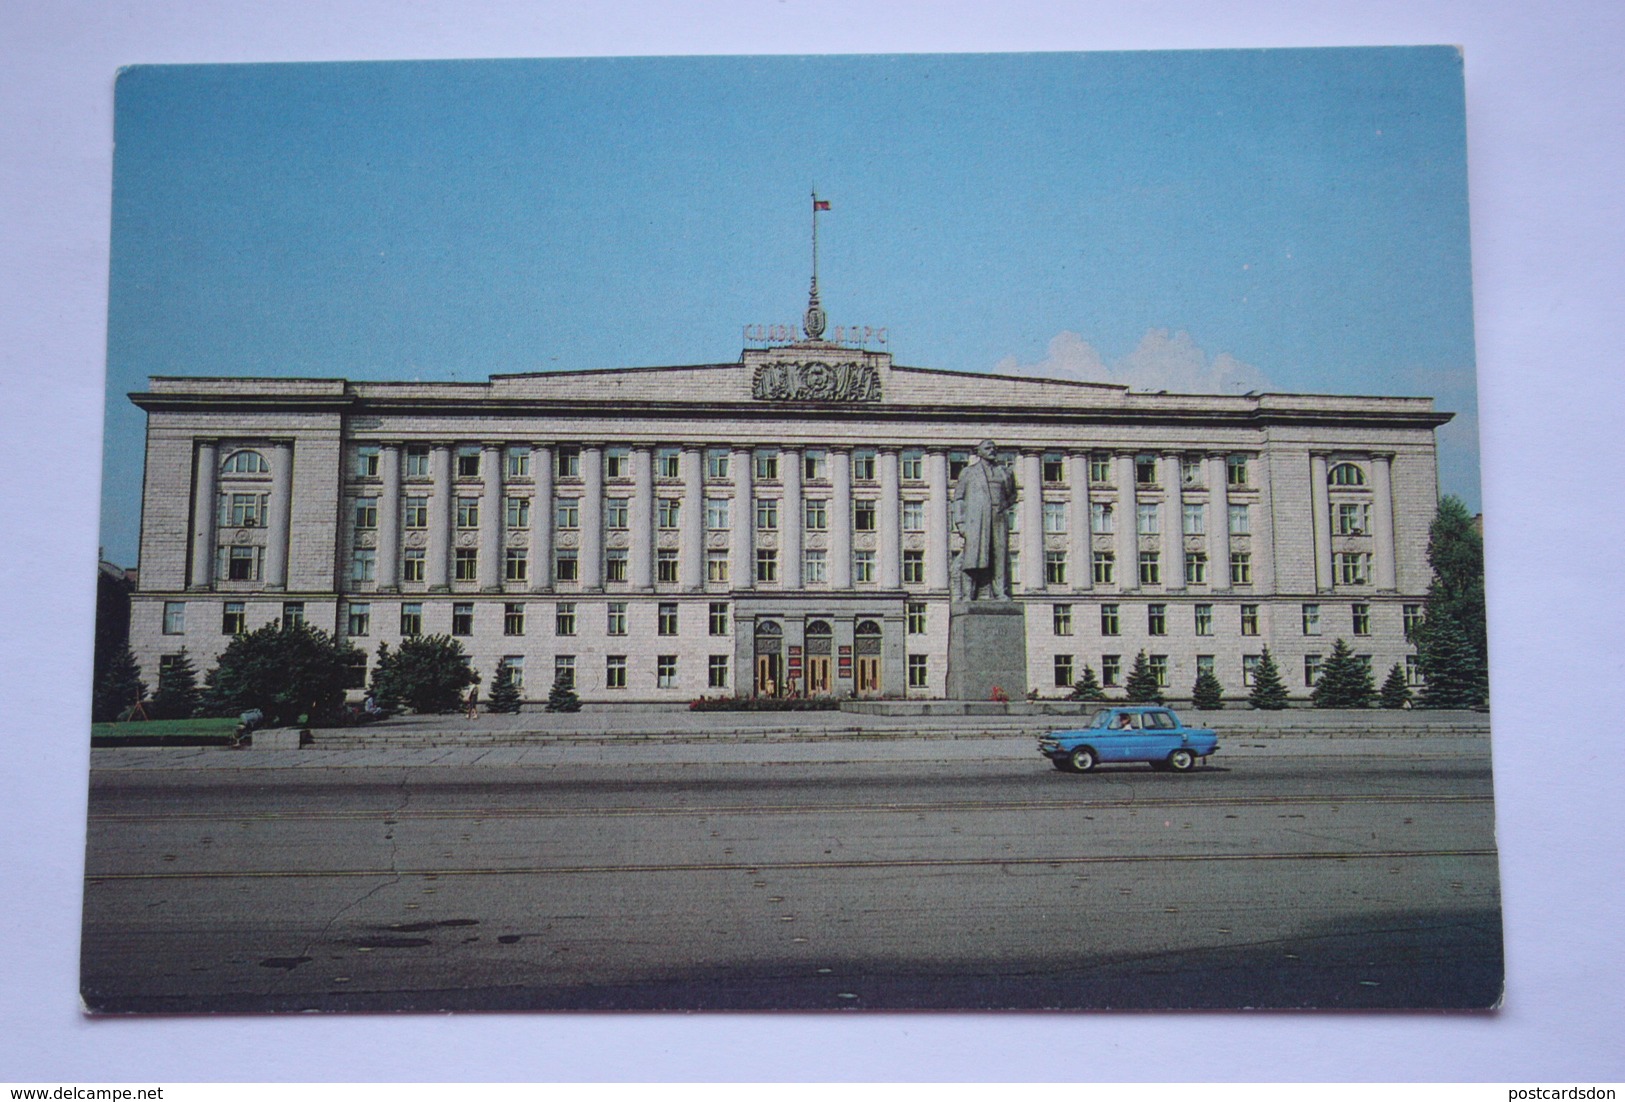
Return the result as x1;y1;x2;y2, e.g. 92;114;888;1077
751;360;882;402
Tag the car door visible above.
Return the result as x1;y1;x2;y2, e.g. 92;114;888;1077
1141;710;1179;759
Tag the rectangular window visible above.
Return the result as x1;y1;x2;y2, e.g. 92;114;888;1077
1337;502;1371;535
1042;453;1065;483
1228;504;1250;535
852;450;877;481
1092;551;1116;585
1043;500;1067;534
1226;455;1249;487
803;498;827;530
1101;654;1121;687
456;498;479;529
853;550;875;583
355;445;381;478
658;498;680;529
1182;503;1205;535
226;545;262;581
1044;550;1068;586
506;496;530;529
803;449;828;481
657;655;678;689
505;548;528;582
606;498;629;530
903;550;925;584
1406;654;1423;686
163;601;186;634
500;656;524;691
709;602;729;636
1147;603;1167;636
754;450;779;481
403;548;425;582
221;492;267;528
404;497;428;529
901;450;924;481
1336;552;1372;585
1230;553;1253;585
1302;603;1321;635
1090;502;1114;534
1149;654;1169;688
1053;603;1073;636
451;603;472;636
802;549;827;583
1138;551;1161;586
1053;654;1075;688
554;655;576;690
656;447;680;479
605;549;628;582
1185;553;1207;585
948;451;969;482
903;499;926;532
1240;604;1260;636
909;602;928;634
1137;503;1159;534
555;602;576;636
1403;604;1424;640
756;549;778;584
1197;654;1216;677
555;550;579;582
1089;454;1112;483
454;548;477;581
1181;457;1203;486
658;602;678;636
909;654;930;689
1194;603;1213;636
346;602;370;637
405;446;430;478
604;446;630;480
1100;604;1120;636
1352;603;1372;636
504;602;525;636
1305;654;1323;687
400;602;422;637
853;499;877;531
1243;654;1261;686
705;497;731;530
606;655;627;689
706;448;730;480
506;446;531;479
607;602;627;635
707;551;730;583
555;446;580;479
1135;455;1158;485
351;548;376;585
222;602;246;634
456;447;481;479
657;549;679;583
353;497;378;530
755;498;779;531
709;654;729;689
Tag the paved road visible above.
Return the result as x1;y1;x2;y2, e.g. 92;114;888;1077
81;739;1502;1012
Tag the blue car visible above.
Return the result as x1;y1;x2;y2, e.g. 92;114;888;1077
1039;706;1219;773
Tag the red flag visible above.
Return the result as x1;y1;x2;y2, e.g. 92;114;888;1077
813;199;831;211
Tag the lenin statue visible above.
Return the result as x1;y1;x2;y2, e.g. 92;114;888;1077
950;440;1017;600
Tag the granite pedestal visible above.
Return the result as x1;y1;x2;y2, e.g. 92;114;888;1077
946;600;1029;701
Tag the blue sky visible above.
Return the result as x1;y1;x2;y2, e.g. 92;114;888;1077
102;48;1479;565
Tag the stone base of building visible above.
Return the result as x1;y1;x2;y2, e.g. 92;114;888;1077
946;600;1029;701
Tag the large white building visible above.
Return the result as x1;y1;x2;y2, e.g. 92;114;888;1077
127;339;1450;703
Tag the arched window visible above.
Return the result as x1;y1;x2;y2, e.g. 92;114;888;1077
856;619;882;637
805;620;833;637
1328;462;1366;487
221;449;270;474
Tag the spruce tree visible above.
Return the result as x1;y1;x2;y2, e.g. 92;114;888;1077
1416;496;1489;706
1379;662;1412;709
1247;647;1289;710
369;642;401;712
546;671;582;713
1192;669;1224;710
1311;638;1374;708
1123;650;1164;703
1069;664;1106;701
93;644;147;722
1418;615;1486;709
487;664;523;714
151;648;201;720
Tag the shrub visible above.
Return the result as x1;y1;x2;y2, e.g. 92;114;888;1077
1123;650;1164;704
1192;669;1224;710
487;664;523;714
1247;647;1289;710
200;620;362;727
1379;662;1412;709
546;673;582;713
1069;665;1106;702
1311;638;1374;708
370;635;478;714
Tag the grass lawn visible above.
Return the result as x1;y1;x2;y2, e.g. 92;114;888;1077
91;716;241;741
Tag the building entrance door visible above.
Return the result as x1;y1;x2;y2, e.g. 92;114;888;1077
753;619;783;697
855;657;881;694
854;619;883;697
804;620;834;696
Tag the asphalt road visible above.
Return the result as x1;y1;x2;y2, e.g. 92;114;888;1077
81;746;1502;1012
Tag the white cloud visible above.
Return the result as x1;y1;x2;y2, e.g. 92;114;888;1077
994;328;1273;394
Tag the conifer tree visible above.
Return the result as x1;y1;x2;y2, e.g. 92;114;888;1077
487;663;523;714
1192;668;1224;710
546;671;582;713
368;635;477;714
1311;638;1374;708
369;642;401;712
1416;496;1489;708
1123;650;1164;703
1247;647;1289;710
1379;662;1412;709
1069;664;1106;702
1418;615;1486;709
93;644;147;722
151;648;201;720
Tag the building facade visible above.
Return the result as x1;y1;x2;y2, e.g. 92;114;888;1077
128;342;1449;703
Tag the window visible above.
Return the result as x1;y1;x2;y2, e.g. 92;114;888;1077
223;492;267;527
1228;504;1250;535
657;549;679;583
400;603;422;637
355;445;381;478
1183;503;1205;535
755;498;778;531
706;448;730;480
342;654;368;691
604;446;630;479
404;497;428;529
1137;503;1160;534
1043;453;1065;483
554;655;576;690
909;654;930;689
1053;654;1075;688
709;655;730;689
909;602;928;635
1196;654;1216;678
346;602;370;637
1230;553;1253;585
789;548;821;584
709;602;729;636
1092;551;1116;585
555;552;581;588
1305;654;1323;687
1240;604;1260;636
1352;603;1372;636
605;550;628;582
351;548;376;584
453;447;480;479
852;450;877;481
657;655;678;689
1090;502;1114;534
853;550;875;583
853;499;876;531
1181;457;1203;486
903;500;925;532
948;451;969;482
456;498;479;529
162;601;186;634
223;449;269;474
804;450;828;481
1406;655;1423;686
1101;655;1121;687
1336;552;1372;585
555;446;580;479
279;601;303;627
606;655;627;689
606;498;629;530
1053;603;1073;636
504;603;525;636
1138;551;1161;586
1243;654;1261;686
903;550;925;584
1336;502;1370;535
1044;550;1068;586
901;450;923;481
506;497;530;529
555;602;576;636
1302;603;1321;635
607;602;627;635
705;497;731;531
1089;454;1112;482
1135;455;1157;485
1147;603;1167;636
1185;553;1207;585
1194;604;1213;636
658;603;678;636
500;656;524;691
505;547;528;582
1328;462;1366;486
754;450;779;481
658;498;680;529
1149;655;1169;688
1043;501;1067;534
1100;604;1120;636
1226;455;1249;487
804;498;828;531
506;446;531;479
454;548;477;581
656;447;680;479
1403;604;1424;640
403;548;425;582
755;549;778;583
405;446;429;478
451;603;472;636
707;551;729;583
223;545;260;582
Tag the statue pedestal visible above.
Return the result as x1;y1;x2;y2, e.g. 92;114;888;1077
946;601;1028;701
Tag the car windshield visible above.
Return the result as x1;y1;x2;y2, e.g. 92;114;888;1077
1090;709;1114;729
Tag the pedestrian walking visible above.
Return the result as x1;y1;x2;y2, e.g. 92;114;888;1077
464;683;479;720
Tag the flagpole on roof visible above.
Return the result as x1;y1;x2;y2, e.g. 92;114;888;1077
804;188;828;340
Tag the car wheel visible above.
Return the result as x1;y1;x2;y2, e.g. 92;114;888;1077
1051;757;1072;771
1068;747;1097;773
1167;748;1196;772
1148;759;1170;772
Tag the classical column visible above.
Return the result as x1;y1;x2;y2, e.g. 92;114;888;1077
1310;453;1332;591
1019;451;1043;593
1206;453;1231;593
1371;452;1398;590
830;448;853;589
630;446;654;590
580;445;604;591
477;442;503;590
373;443;400;592
265;441;293;590
925;451;949;592
680;445;704;591
530;444;554;592
878;449;901;589
1163;451;1185;591
731;447;753;590
1254;452;1277;592
1115;453;1138;590
189;440;218;589
427;445;451;590
1068;453;1091;593
781;447;803;590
